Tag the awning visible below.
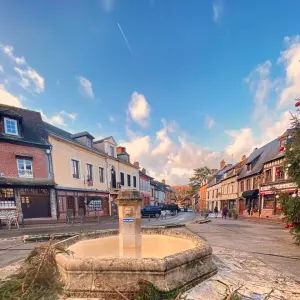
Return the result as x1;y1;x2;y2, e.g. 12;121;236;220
242;189;259;198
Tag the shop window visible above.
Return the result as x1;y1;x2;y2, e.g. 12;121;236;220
263;195;275;209
0;188;15;208
275;166;284;181
87;198;103;211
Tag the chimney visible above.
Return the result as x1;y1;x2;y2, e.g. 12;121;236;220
220;159;226;169
210;168;218;175
162;179;165;184
117;146;126;154
134;161;140;168
142;168;146;174
241;155;247;161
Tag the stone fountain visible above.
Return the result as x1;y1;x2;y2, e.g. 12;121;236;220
55;190;217;298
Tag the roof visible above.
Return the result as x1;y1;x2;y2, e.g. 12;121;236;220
139;171;154;179
44;122;139;169
94;136;117;145
238;138;279;180
71;131;95;139
0;104;49;147
0;177;55;188
207;164;233;187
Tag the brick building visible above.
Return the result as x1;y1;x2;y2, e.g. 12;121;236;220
0;104;56;222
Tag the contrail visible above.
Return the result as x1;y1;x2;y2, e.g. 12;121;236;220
117;22;134;56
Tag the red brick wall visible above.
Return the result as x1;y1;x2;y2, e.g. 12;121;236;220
0;142;48;178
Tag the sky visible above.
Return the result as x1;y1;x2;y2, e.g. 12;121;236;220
1;0;300;185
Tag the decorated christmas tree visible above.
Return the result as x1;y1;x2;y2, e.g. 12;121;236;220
277;100;300;244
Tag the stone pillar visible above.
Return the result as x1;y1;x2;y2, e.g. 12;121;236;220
50;188;57;219
116;190;142;258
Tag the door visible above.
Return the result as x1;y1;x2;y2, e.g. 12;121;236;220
21;195;51;218
66;196;75;217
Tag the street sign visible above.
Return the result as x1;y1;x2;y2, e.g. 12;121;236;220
123;218;134;222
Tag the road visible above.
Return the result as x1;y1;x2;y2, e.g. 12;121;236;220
0;212;197;269
186;217;300;280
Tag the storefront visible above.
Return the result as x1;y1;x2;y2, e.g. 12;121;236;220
260;182;297;218
0;180;57;221
56;188;109;220
241;189;259;216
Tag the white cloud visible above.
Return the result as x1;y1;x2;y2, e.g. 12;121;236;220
40;110;77;126
100;0;114;12
0;45;26;65
277;35;300;108
0;65;3;73
205;114;216;129
0;87;22;107
212;0;223;23
121;119;225;185
77;76;94;99
128;91;151;127
14;67;45;93
97;122;102;129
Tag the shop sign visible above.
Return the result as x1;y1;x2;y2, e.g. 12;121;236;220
260;182;296;191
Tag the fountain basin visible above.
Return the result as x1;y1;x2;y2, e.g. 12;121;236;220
55;228;217;297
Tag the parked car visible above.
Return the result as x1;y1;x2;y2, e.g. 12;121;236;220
161;204;181;214
141;206;161;218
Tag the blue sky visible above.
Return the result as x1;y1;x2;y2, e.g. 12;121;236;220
1;0;300;184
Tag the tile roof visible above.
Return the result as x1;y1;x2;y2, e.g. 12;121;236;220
207;164;233;187
238;138;279;180
0;104;49;147
0;177;55;187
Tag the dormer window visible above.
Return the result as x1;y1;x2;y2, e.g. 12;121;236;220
87;139;92;148
4;117;18;136
110;146;115;157
247;164;251;172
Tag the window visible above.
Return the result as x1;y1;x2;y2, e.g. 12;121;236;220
265;169;272;183
87;139;92;148
240;181;244;192
86;164;93;181
110;146;115;157
99;167;104;183
133;176;137;188
263;195;275;209
253;177;258;189
0;188;15;208
275;166;284;181
4;118;18;135
120;172;125;185
247;164;251;172
246;179;250;190
17;159;33;177
71;159;80;179
127;174;131;186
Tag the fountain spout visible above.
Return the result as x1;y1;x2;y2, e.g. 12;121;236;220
116;190;143;258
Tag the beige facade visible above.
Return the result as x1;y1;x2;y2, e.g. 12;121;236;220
220;175;238;203
206;182;222;211
49;133;139;219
